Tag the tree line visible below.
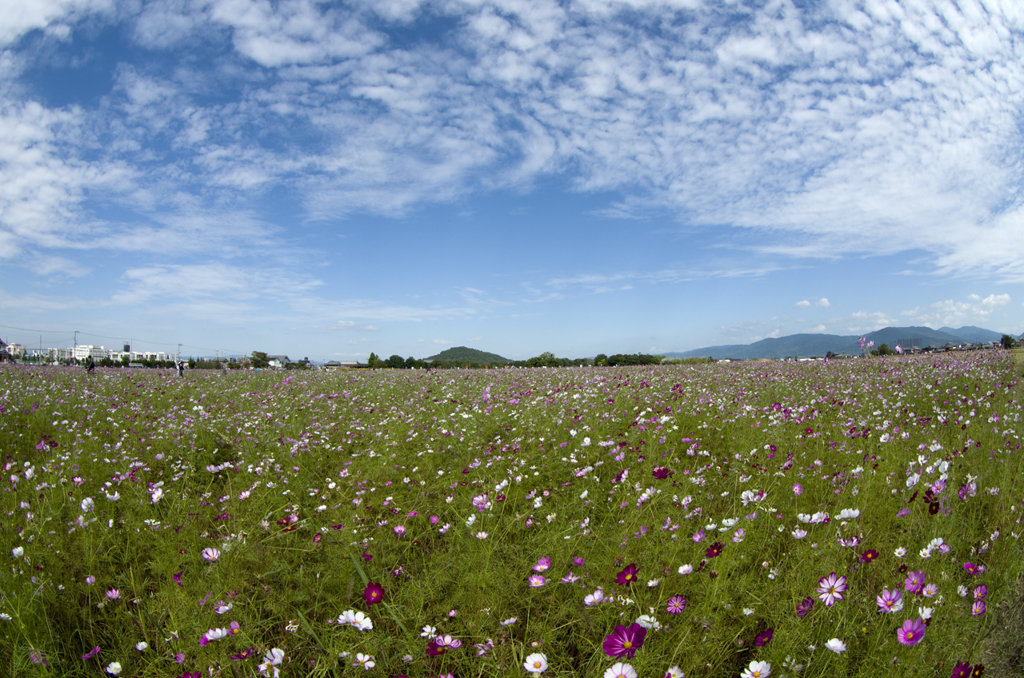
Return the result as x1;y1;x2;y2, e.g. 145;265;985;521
363;351;678;369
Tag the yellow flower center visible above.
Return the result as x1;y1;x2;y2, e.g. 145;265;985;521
623;641;632;649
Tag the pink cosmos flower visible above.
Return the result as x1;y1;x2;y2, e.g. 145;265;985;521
876;589;903;613
972;601;986;616
974;584;988;599
904;570;926;595
533;557;551;572
529;575;546;587
666;595;686;614
603;623;647;659
816;572;847;606
897;618;927;646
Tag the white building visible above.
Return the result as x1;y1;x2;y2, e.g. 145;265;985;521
73;345;109;361
5;343;25;358
47;347;74;362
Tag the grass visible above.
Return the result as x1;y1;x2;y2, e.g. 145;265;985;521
0;351;1021;678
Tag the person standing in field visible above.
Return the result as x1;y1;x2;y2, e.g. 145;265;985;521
85;355;95;373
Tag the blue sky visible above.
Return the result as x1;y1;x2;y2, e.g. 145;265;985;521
2;0;1023;361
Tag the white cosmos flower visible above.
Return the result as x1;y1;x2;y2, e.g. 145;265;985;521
524;652;548;673
635;614;661;630
604;662;638;678
825;638;846;653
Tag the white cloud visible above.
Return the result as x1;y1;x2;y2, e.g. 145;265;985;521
815;298;830;308
795;300;810;308
901;293;1013;328
0;0;113;47
5;0;1024;293
809;324;827;333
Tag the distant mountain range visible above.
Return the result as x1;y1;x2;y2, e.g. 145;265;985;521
664;326;1013;361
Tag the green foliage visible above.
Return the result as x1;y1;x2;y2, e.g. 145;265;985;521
250;351;270;369
660;357;713;365
605;352;663;366
1002;334;1016;350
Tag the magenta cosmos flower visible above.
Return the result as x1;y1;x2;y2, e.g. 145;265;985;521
603;623;647;659
533;557;551;573
666;596;686;614
796;596;814;617
897;618;927;646
362;583;384;606
754;628;774;647
616;564;639;586
705;542;724;559
816;572;847;606
951;662;971;678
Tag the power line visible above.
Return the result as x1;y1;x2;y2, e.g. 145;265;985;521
1;324;247;356
0;323;74;334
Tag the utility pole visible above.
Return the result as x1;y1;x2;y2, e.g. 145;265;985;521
74;330;78;363
177;343;182;363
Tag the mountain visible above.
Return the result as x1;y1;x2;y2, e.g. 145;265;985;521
426;346;513;364
665;326;1002;360
939;326;1006;343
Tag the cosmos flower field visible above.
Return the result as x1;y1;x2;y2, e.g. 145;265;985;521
1;353;1022;678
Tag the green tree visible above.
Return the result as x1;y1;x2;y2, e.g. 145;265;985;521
387;354;405;369
1002;334;1016;349
877;344;895;356
594;353;608;366
250;351;270;369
